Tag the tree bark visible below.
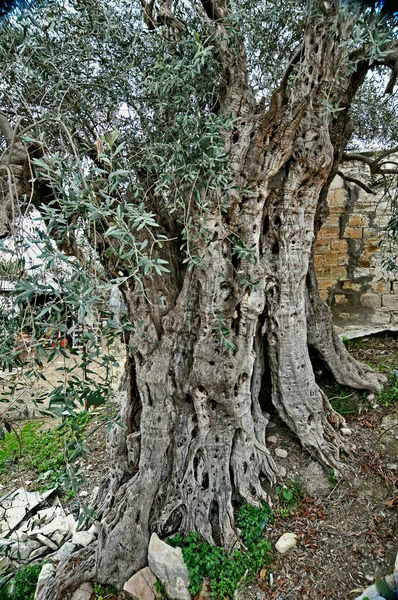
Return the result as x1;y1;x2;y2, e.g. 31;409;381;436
29;2;392;598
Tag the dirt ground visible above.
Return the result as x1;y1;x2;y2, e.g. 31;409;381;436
0;333;397;600
243;332;398;600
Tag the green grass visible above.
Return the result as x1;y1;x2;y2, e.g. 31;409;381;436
376;373;398;407
342;337;363;350
0;412;92;489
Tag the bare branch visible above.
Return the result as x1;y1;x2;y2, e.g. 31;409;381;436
341;152;374;166
337;171;375;194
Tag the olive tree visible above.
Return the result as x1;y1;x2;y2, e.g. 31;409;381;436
0;0;397;595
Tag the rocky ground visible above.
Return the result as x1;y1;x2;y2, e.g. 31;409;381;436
0;333;397;600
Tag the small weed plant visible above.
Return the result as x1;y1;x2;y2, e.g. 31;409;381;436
328;469;338;485
166;503;273;599
376;373;398;407
275;477;304;507
92;582;119;599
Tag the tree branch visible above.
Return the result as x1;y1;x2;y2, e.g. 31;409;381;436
337;171;375;194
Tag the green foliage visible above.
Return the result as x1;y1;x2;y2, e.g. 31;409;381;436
328;469;338;485
275;477;304;506
376;373;398;407
154;580;167;599
92;582;119;599
236;502;272;546
0;563;43;600
168;505;273;599
342;337;363;350
0;412;91;491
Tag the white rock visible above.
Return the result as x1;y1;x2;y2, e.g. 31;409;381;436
79;491;89;498
72;531;95;548
10;539;42;560
29;516;69;540
36;533;58;551
10;530;28;542
148;533;190;600
71;582;94;600
65;514;77;534
51;531;66;547
266;436;278;444
34;563;56;599
0;488;56;537
124;566;159;600
275;448;288;458
340;427;352;436
275;532;297;554
52;541;77;564
88;521;101;537
278;467;287;478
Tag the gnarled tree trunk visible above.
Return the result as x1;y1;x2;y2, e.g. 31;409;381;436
22;2;390;598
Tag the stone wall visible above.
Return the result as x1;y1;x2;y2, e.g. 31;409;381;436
316;167;398;332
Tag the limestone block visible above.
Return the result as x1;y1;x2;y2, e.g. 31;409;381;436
315;241;331;254
329;174;344;189
354;267;371;277
317;267;330;279
331;240;348;252
317;279;337;291
318;226;340;240
363;227;379;239
348;214;368;227
72;531;95;548
52;541;77;564
325;214;340;226
343;226;363;239
337;253;348;266
329;266;347;279
329;188;346;208
365;238;381;252
334;294;348;305
314;255;324;268
372;310;391;325
324;254;338;267
71;582;94;600
342;281;362;291
319;289;328;302
358;255;371;268
360;293;381;309
382;294;398;310
371;280;390;293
